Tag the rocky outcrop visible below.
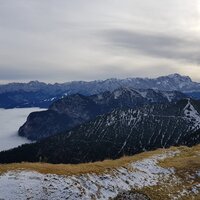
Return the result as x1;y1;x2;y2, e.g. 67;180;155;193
113;191;151;200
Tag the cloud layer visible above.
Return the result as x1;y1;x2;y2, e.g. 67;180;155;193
102;30;200;64
0;0;200;82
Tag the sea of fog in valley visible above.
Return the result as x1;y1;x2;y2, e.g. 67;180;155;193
0;108;45;151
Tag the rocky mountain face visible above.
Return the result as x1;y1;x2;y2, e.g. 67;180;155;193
18;88;187;140
0;74;200;108
1;99;200;164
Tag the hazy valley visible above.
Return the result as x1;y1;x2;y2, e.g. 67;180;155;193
0;107;45;151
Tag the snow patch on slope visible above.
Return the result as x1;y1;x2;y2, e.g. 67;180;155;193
137;91;147;98
161;92;175;102
183;99;200;130
113;90;123;99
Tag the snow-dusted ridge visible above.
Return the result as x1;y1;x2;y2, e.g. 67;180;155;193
1;144;200;200
0;151;178;200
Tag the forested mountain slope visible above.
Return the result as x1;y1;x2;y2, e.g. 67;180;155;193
1;99;199;164
19;87;186;140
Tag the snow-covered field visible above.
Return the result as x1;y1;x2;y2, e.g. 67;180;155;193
0;108;45;151
0;151;177;200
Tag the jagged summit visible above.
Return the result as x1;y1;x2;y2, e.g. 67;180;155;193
158;73;192;84
27;80;46;86
163;73;192;81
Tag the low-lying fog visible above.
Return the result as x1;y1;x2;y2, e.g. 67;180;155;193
0;108;45;151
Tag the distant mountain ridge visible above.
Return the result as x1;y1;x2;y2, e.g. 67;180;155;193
0;99;200;164
0;73;200;108
18;87;187;140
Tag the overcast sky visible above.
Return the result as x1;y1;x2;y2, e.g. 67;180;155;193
1;0;200;83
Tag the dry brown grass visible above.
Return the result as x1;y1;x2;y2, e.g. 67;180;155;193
137;144;200;200
136;182;200;200
0;148;167;176
159;145;200;175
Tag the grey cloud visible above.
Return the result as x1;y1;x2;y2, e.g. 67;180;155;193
102;30;200;64
0;0;200;82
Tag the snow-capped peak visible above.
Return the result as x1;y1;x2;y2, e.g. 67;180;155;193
166;73;192;82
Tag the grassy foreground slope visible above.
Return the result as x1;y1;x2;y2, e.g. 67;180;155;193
0;145;199;200
0;147;166;176
138;145;200;200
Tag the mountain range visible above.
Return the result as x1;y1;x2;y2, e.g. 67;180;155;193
18;87;187;140
0;73;200;166
1;73;200;108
